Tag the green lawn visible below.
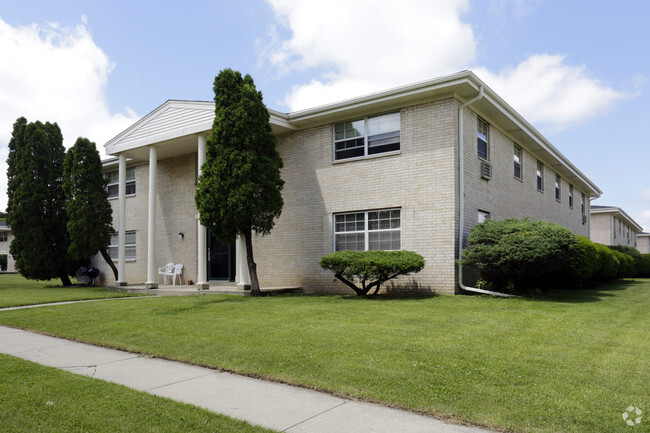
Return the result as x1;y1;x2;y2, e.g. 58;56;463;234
0;354;276;433
0;280;648;433
0;273;141;308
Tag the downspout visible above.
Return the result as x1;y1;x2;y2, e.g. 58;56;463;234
456;86;517;298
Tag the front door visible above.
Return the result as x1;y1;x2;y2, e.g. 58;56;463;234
207;234;235;281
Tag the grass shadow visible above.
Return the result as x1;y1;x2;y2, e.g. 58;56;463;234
544;279;643;304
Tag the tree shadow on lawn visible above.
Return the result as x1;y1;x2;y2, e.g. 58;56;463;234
544;279;644;304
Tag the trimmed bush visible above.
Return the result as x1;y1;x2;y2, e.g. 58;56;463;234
608;245;642;276
638;254;650;277
610;249;635;278
462;218;576;293
320;250;425;297
565;236;599;286
592;243;619;280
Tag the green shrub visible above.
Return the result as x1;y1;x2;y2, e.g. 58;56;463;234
462;218;576;292
608;245;642;276
319;250;425;297
592;243;619;280
610;249;635;278
638;254;650;277
565;236;599;286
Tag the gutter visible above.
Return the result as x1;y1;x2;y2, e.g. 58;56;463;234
456;86;518;298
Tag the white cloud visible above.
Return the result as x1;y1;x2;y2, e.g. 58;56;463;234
0;17;139;211
264;0;476;110
475;55;626;131
264;1;627;131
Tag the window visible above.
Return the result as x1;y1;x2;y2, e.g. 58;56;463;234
0;233;6;242
569;184;574;208
581;193;586;215
555;174;561;201
478;210;490;223
108;231;136;260
477;117;489;160
334;112;400;161
106;167;136;198
513;144;523;180
334;209;401;251
536;161;544;192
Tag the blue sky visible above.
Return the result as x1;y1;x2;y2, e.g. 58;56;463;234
1;0;649;230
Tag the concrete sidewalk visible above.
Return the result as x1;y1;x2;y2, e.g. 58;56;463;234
0;325;491;433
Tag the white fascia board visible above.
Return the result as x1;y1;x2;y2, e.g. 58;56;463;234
591;207;644;232
473;75;602;198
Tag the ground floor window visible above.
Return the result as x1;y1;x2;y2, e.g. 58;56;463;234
334;209;401;251
478;209;490;223
108;231;136;260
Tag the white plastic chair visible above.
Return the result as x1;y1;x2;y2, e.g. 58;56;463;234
158;263;174;284
169;264;183;286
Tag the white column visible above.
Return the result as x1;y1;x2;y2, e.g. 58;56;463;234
116;154;127;286
236;234;250;289
196;135;209;289
145;146;158;288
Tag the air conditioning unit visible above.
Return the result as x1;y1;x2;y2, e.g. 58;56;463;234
480;161;492;180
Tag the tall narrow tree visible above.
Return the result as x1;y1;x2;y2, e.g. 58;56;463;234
63;137;118;279
6;117;73;285
195;69;284;296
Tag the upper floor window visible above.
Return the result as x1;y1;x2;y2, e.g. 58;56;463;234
0;233;7;242
106;167;136;198
581;193;586;215
334;112;400;161
536;161;544;192
334;209;401;251
477;117;489;160
569;184;574;208
513;144;523;180
555;174;561;201
108;231;136;261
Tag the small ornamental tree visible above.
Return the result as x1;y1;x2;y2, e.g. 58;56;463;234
319;250;425;297
6;117;73;285
63;137;118;279
195;69;284;296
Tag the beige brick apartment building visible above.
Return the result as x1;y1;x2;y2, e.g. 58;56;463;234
93;71;601;294
590;205;644;249
638;233;650;254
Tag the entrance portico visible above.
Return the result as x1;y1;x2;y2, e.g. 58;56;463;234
101;100;299;288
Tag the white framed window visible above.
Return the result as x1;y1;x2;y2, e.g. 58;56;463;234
536;161;544;192
108;231;136;260
478;210;490;223
555;174;561;201
105;167;136;198
334;112;400;161
334;209;401;251
0;233;7;242
569;184;574;208
513;144;523;180
477;117;489;160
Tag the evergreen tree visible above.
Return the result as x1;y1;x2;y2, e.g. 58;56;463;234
6;117;73;286
63;137;118;279
195;69;284;296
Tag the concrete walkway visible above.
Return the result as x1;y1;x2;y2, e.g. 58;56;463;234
0;325;492;433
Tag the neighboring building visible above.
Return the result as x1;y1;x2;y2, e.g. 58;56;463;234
590;206;644;249
638;233;650;254
93;71;601;294
0;222;16;272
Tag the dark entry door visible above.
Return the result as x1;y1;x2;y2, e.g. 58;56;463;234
207;234;235;281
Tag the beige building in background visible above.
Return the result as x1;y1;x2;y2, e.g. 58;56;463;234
638;233;650;254
92;71;601;294
0;223;16;273
590;206;644;249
